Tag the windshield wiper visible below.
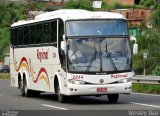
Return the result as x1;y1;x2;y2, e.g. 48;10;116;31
69;50;78;60
105;44;117;71
86;41;97;72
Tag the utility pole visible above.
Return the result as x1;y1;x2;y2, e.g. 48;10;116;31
143;53;147;76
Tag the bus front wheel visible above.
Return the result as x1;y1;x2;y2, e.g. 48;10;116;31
107;94;119;103
56;83;65;103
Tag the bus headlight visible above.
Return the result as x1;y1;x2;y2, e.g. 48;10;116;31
118;78;132;83
68;79;85;85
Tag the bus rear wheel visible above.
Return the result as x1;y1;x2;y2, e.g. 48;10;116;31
20;78;31;97
107;94;119;103
20;78;25;96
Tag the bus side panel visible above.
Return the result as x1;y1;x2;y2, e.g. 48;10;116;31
10;46;62;93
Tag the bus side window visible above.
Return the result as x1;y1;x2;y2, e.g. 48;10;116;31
14;28;18;46
24;26;30;45
11;29;15;46
37;24;43;44
59;19;64;42
17;27;23;46
30;25;36;45
51;21;57;46
43;22;50;44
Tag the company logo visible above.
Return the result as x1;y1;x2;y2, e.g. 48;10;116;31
111;74;128;78
99;79;104;83
37;49;49;62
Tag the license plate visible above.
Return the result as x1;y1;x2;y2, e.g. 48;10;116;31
97;88;107;92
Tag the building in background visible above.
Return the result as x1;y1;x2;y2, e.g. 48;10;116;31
111;8;151;38
112;9;151;27
105;0;135;6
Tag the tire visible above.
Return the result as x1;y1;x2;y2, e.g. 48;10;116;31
56;83;65;103
107;94;119;103
20;78;25;96
21;78;32;97
20;77;40;97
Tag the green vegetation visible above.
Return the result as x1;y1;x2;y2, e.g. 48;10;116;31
63;0;93;11
140;0;157;7
0;2;26;60
0;1;46;60
0;73;10;80
62;0;144;11
132;83;160;94
133;1;160;75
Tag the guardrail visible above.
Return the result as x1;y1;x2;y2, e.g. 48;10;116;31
132;75;160;84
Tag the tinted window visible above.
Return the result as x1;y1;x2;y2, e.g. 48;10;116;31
36;24;43;44
30;25;36;45
59;19;64;42
24;26;30;45
17;27;23;45
51;21;57;44
11;29;15;46
43;22;50;43
14;28;18;46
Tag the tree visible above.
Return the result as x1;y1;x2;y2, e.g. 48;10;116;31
140;0;156;7
133;0;160;75
0;2;27;60
63;0;93;11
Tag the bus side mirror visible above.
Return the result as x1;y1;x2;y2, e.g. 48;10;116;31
61;41;66;52
133;43;138;55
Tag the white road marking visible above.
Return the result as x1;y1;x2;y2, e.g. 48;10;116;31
132;92;160;97
41;104;68;110
130;102;160;108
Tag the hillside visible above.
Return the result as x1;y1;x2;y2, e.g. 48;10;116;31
0;2;26;60
0;1;45;60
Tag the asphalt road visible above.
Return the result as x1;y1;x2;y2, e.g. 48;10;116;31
0;80;160;116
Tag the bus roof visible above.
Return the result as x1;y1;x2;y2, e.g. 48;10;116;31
11;9;126;27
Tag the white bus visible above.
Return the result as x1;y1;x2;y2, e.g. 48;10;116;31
10;9;133;103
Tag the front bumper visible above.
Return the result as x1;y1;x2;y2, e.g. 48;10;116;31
66;82;132;96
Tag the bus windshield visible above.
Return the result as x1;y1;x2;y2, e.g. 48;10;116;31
67;37;131;73
66;20;128;36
